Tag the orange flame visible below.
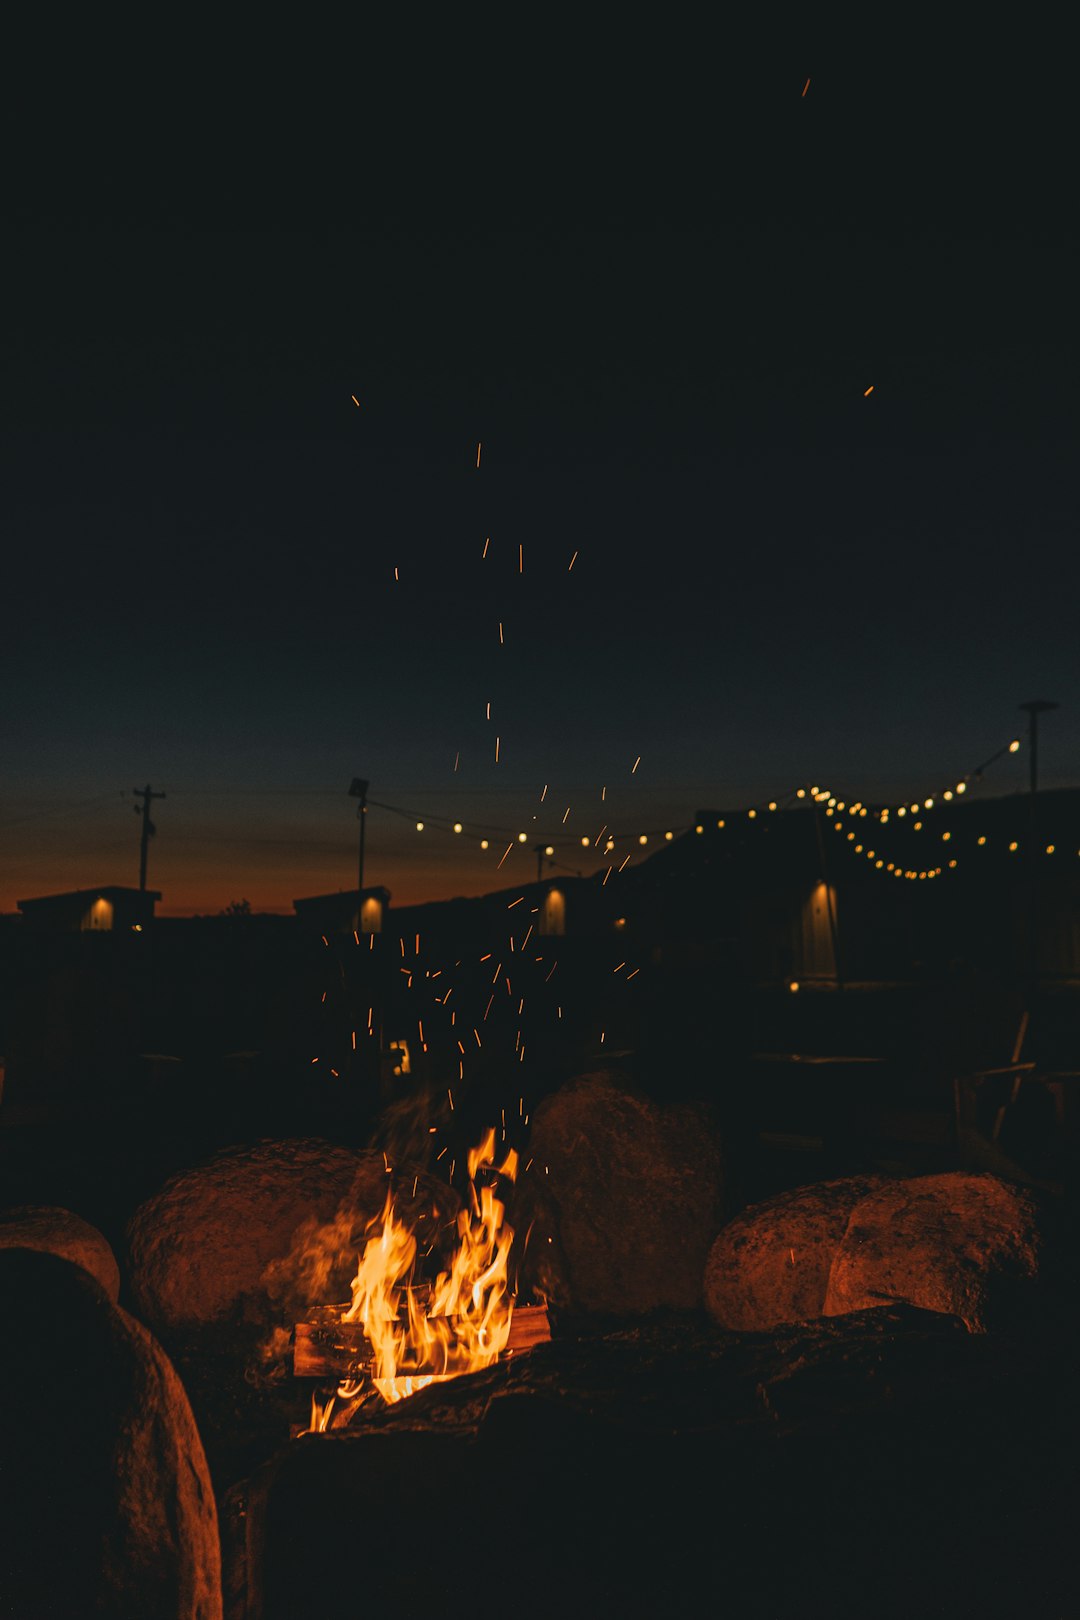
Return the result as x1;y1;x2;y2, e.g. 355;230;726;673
342;1128;518;1403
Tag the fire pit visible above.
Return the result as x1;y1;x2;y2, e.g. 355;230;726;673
287;1127;551;1428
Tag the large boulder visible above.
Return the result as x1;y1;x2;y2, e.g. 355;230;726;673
704;1174;887;1331
519;1070;724;1314
0;1248;221;1619
0;1202;121;1301
705;1171;1045;1335
823;1172;1043;1331
126;1138;391;1337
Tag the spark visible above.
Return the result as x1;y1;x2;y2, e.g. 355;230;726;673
474;1028;482;1047
519;543;523;573
863;385;874;396
351;394;360;407
448;1087;454;1111
482;535;490;558
495;736;500;762
499;621;504;645
540;783;548;802
562;806;571;823
454;751;460;772
568;550;578;571
476;442;481;468
618;853;631;871
801;77;810;96
632;756;641;773
484;994;495;1020
508;896;524;908
394;566;399;581
626;968;639;980
497;841;514;868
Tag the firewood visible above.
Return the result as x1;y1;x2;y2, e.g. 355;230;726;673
292;1303;551;1379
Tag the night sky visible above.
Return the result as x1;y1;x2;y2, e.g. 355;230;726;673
3;59;1076;915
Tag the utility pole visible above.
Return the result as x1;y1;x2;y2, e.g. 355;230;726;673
1019;700;1058;798
1018;701;1058;989
533;843;549;885
132;784;165;891
349;778;369;909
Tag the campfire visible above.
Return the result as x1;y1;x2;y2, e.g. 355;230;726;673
292;1127;550;1427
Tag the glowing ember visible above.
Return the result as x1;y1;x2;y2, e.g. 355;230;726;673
340;1128;518;1404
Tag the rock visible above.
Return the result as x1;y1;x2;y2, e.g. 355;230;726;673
126;1138;391;1336
0;1248;221;1619
823;1171;1044;1331
704;1174;888;1330
520;1070;724;1314
0;1202;121;1301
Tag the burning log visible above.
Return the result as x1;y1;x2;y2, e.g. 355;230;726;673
293;1301;551;1379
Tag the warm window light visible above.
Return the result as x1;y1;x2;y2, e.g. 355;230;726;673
875;859;883;868
789;980;799;993
416;821;425;831
847;832;855;841
925;798;934;809
837;802;846;811
897;807;907;817
977;836;986;845
517;832;528;843
911;804;920;814
942;831;951;841
665;831;673;840
1009;841;1018;852
859;808;868;818
695;824;704;834
638;834;648;845
1009;739;1020;752
943;790;953;801
545;845;554;855
913;821;923;831
453;822;463;834
748;808;757;819
796;788;806;799
948;859;957;868
1046;844;1056;855
768;801;777;811
480;839;489;850
956;782;967;793
717;819;726;829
